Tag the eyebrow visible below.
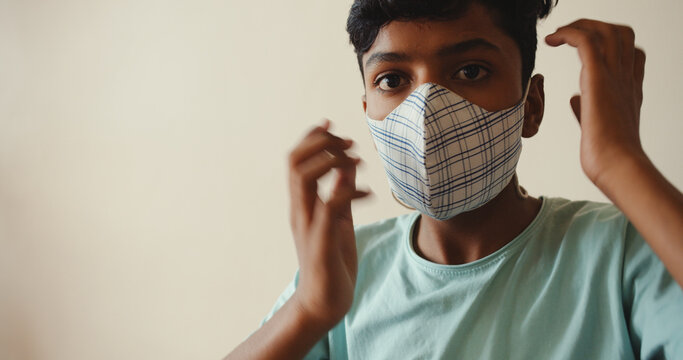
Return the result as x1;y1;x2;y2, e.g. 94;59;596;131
436;38;500;57
364;38;501;70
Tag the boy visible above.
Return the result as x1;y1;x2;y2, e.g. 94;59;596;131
227;0;683;358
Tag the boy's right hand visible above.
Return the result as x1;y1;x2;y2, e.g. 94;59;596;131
287;120;370;330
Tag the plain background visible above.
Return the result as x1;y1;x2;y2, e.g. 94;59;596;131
1;0;681;359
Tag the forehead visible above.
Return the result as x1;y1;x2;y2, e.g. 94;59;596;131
361;3;520;72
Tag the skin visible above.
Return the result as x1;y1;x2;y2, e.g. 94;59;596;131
361;4;545;265
546;20;683;288
226;5;683;360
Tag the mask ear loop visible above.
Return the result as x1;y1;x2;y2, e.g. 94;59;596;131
391;191;416;210
521;76;533;104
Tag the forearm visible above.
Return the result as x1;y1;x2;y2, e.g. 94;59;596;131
595;153;683;288
225;296;333;360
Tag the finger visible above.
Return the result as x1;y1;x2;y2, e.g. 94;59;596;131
618;26;636;79
289;132;353;167
331;158;361;195
570;95;582;124
327;159;362;219
321;186;371;221
546;25;603;72
320;118;331;131
290;153;355;231
296;152;359;189
300;119;331;141
288;130;354;229
548;20;638;76
570;20;623;70
633;48;646;122
307;186;370;256
633;48;646;92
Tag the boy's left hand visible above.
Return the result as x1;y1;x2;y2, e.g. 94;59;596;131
545;19;646;189
547;20;683;290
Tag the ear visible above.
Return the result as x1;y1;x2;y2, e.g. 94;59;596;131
522;74;545;138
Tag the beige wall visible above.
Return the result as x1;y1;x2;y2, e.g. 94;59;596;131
0;0;681;359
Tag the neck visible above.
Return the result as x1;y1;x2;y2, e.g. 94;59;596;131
413;176;541;265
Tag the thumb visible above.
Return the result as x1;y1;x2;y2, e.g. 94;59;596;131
570;94;582;124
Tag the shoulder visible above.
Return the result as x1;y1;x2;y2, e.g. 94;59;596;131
537;197;668;269
535;197;671;295
526;197;636;278
543;196;623;221
539;196;630;241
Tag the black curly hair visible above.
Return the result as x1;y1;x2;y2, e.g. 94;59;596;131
346;0;558;88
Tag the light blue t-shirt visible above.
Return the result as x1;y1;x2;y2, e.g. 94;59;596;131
260;197;683;359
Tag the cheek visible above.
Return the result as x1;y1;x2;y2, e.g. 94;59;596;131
366;94;405;121
462;77;522;112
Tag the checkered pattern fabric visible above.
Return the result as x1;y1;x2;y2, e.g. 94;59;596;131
366;83;526;220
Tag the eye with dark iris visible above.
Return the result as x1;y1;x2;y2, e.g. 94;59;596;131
377;74;404;91
462;64;481;79
454;64;488;81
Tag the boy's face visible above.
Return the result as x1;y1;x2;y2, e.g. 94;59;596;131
361;3;528;121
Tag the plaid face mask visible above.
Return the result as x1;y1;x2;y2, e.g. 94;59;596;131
366;83;528;220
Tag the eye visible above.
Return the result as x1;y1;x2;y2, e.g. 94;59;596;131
454;64;489;81
374;73;408;92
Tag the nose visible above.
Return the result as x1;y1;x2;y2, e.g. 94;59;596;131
414;66;450;92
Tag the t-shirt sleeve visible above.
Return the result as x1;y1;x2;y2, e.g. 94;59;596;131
622;221;683;359
257;270;331;360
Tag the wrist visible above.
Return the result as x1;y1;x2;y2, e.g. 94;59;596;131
590;149;653;199
290;291;343;334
